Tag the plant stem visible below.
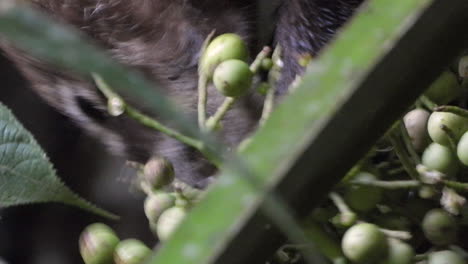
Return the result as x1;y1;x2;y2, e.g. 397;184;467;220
93;73;222;167
418;95;438;110
350;179;420;189
206;97;236;131
388;129;420;181
125;106;221;167
329;192;353;215
443;180;468;192
250;46;272;73
260;86;276;127
387;166;405;175
197;31;215;130
379;228;412;240
434;105;468;118
399;120;421;164
198;74;209;129
440;124;458;151
260;46;281;126
92;73;125;116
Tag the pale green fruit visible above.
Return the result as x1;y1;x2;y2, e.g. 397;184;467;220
200;33;249;78
427;112;468;147
342;223;387;264
79;223;120;264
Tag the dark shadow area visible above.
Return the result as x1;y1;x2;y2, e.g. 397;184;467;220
0;54;154;264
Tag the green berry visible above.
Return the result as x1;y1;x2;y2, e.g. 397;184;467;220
418;185;438;199
403;108;430;152
144;192;176;224
380;238;415;264
213;59;253;97
79;223;120;264
422;143;458;177
156;206;188;241
141;157;175;190
427;112;468;147
344;172;382;212
114;239;151;264
424;71;461;105
200;33;249;78
457;131;468;166
422;209;457;246
261;58;273;71
256;82;270;96
342;223;388;264
428;250;465;264
332;212;357;228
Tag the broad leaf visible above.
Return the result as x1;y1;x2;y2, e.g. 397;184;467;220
0;102;117;219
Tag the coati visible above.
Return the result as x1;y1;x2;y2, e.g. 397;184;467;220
0;0;364;188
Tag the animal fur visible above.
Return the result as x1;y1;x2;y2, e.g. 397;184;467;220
0;0;363;188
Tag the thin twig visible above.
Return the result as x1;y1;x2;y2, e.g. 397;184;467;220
197;31;215;130
350;179;420;189
93;73;221;167
125;106;221;167
440;124;458;151
434;105;468;118
388;127;420;181
250;46;272;73
399;120;421;164
206;97;236;131
418;95;438;110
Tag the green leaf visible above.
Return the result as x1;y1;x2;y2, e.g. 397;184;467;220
0;102;117;219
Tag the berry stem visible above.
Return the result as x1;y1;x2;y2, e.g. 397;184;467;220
399;120;421;164
92;73;125;116
125;106;221;167
434;105;468;118
388;127;420;181
249;46;272;74
443;180;468;192
440;124;458;151
418;94;438;110
260;46;281;126
197;31;215;130
329;192;354;216
349;179;420;189
260;84;276;127
206;97;236;131
379;228;412;240
93;73;222;167
198;74;209;129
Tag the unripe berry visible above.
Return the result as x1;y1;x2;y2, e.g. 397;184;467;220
200;33;249;78
213;59;253;97
114;239;151;264
79;223;120;264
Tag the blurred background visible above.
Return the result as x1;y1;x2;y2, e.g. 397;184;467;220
0;54;155;264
